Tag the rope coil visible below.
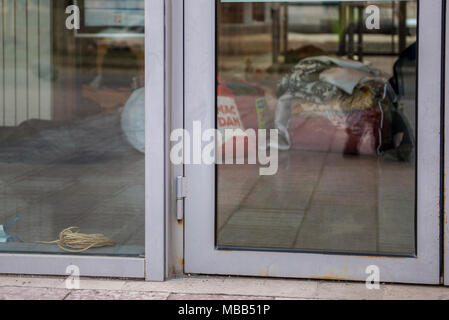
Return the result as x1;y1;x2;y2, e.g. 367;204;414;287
39;227;116;253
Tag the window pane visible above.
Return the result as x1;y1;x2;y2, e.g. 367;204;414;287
0;0;145;257
216;1;417;256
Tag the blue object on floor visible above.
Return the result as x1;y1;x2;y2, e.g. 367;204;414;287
0;217;22;243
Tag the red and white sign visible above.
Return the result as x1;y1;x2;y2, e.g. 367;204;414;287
217;96;245;137
217;85;257;160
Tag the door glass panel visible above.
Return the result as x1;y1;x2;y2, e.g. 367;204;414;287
216;0;417;256
0;0;145;257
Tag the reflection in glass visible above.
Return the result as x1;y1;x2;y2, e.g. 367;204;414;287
216;1;417;256
0;0;145;256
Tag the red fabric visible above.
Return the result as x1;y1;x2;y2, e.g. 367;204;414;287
289;105;392;156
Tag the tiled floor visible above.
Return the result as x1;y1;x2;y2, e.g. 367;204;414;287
217;149;416;256
1;275;449;300
0;143;414;258
0;140;145;256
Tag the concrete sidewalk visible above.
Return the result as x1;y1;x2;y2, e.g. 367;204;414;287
1;275;449;300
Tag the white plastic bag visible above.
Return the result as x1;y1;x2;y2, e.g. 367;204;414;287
121;88;145;153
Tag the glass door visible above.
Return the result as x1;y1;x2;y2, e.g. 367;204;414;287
185;0;442;284
0;0;165;279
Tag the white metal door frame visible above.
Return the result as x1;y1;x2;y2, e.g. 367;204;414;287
184;0;442;285
0;0;167;281
443;0;449;287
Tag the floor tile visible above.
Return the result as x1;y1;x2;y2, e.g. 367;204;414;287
218;209;304;248
0;286;69;300
168;293;273;300
65;289;169;300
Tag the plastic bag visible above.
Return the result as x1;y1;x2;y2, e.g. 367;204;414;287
121;87;145;153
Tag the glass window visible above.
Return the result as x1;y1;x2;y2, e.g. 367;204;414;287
216;1;417;256
0;0;145;257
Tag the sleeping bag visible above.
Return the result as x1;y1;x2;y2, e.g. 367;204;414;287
273;56;413;161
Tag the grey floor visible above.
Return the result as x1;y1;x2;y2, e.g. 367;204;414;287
217;149;416;256
0;152;145;257
0;122;415;259
0;143;415;257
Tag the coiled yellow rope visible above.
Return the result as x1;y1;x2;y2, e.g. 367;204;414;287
38;227;116;253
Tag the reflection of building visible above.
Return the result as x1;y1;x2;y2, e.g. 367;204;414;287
0;0;145;125
220;2;272;24
220;2;416;33
219;2;416;63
